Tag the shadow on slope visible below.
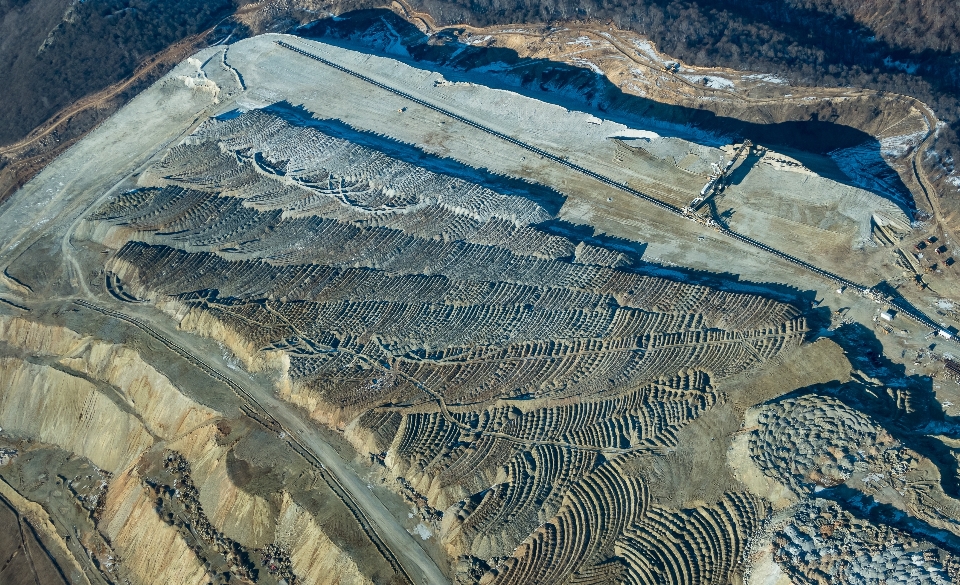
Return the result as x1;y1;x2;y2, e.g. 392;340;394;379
295;9;916;218
784;323;960;550
246;101;568;216
233;102;816;307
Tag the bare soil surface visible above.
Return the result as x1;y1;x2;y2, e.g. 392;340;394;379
1;22;960;585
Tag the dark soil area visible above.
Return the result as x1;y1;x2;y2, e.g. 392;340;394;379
0;494;70;585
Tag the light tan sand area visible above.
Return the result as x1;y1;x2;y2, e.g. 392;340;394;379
0;32;959;585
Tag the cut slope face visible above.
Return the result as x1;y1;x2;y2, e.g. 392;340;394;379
0;315;399;585
8;31;948;585
87;107;808;582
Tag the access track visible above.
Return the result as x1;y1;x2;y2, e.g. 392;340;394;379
275;40;955;333
276;42;858;286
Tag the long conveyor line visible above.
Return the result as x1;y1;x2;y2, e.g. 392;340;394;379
275;39;947;333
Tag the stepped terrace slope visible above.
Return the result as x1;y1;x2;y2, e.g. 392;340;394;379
1;33;959;585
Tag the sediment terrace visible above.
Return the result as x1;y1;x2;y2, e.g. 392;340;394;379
0;31;958;585
87;104;807;583
274;40;864;293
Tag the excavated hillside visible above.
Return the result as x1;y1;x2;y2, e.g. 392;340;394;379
0;314;396;584
2;28;960;585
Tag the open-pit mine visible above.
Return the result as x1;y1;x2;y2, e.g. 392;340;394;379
2;27;960;585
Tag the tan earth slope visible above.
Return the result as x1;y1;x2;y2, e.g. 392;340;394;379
1;17;960;585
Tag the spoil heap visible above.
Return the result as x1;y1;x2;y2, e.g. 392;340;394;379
88;109;808;582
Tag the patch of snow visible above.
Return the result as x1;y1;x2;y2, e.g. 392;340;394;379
566;36;593;47
412;523;432;540
829;142;913;209
570;57;604;75
682;74;735;90
880;130;926;158
377;17;410;57
630;39;665;64
742;73;788;85
463;34;492;46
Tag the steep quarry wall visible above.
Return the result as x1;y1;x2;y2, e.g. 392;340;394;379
169;424;278;548
100;468;209;585
59;339;218;440
1;314;219;440
275;493;373;585
0;314;385;584
0;357;153;473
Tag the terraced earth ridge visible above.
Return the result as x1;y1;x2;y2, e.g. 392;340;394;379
2;29;960;585
97;105;808;580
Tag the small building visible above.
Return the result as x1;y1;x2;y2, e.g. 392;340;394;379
937;245;948;255
939;327;958;339
880;310;896;322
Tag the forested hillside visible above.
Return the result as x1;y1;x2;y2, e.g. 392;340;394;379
0;0;238;144
411;0;958;126
1;0;957;203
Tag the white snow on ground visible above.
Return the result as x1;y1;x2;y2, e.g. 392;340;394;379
567;36;594;47
880;130;926;157
705;76;735;89
570;57;604;75
377;17;410;57
742;73;788;85
829;142;912;209
630;39;666;65
682;74;735;89
926;131;960;189
412;523;432;540
463;34;492;46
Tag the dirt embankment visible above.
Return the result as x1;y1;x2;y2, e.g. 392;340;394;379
0;315;391;585
328;4;946;219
